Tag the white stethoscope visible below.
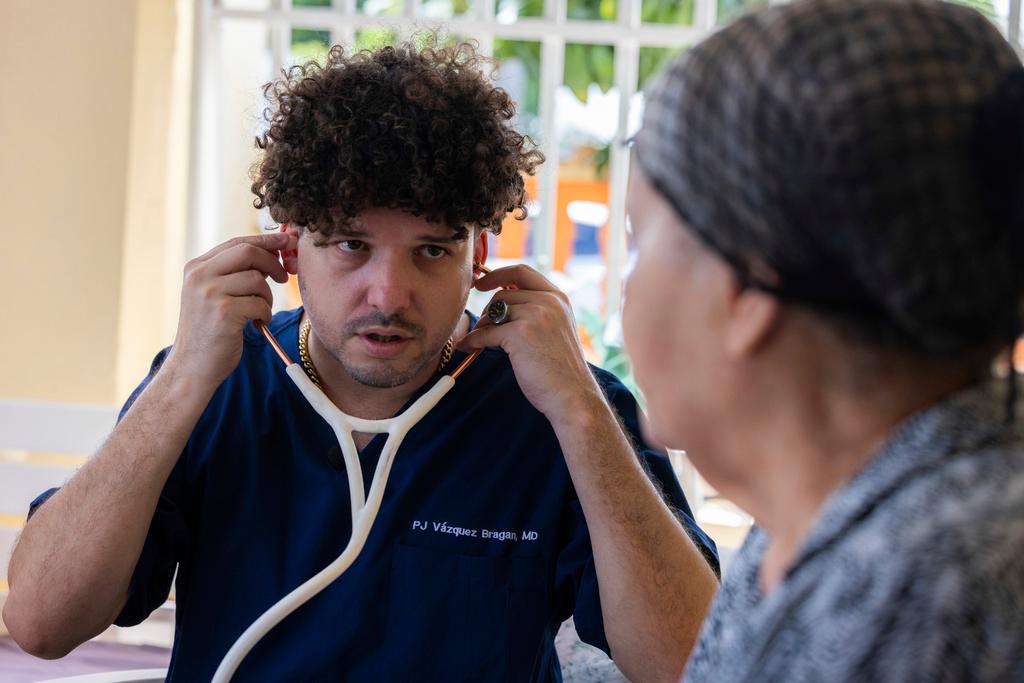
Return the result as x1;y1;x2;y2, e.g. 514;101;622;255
211;265;499;683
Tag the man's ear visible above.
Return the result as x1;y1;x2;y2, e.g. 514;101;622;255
281;223;300;275
724;282;781;359
472;229;489;274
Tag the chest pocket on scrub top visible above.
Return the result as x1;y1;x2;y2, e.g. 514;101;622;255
388;543;548;681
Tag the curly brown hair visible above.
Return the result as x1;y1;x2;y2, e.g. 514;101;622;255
251;37;544;243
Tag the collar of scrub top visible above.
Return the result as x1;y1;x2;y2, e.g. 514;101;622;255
211;263;492;683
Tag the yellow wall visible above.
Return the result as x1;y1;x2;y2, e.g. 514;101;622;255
0;0;183;405
115;0;189;400
0;1;137;404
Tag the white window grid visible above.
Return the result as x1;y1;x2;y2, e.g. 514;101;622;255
186;0;1023;542
189;0;1023;324
190;0;751;323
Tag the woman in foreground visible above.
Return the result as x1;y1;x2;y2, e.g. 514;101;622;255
624;0;1024;680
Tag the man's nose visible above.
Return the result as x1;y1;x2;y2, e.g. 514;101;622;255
365;254;414;313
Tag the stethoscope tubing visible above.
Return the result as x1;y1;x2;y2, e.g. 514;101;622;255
212;368;454;682
211;314;481;683
213;263;494;682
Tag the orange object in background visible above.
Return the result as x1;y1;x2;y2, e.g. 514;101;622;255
498;174;610;272
496;175;533;260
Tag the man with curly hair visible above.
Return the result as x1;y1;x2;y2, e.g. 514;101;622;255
5;40;719;681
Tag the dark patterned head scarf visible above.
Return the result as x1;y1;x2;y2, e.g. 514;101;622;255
636;0;1024;357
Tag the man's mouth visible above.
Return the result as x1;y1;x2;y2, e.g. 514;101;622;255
365;333;405;343
357;330;414;359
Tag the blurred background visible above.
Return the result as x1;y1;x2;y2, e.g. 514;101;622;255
1;0;1021;679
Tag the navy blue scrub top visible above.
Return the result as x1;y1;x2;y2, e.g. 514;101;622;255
31;308;717;682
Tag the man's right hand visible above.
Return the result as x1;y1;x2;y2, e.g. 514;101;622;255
165;232;296;390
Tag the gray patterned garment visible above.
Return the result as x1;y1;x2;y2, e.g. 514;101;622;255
684;380;1024;682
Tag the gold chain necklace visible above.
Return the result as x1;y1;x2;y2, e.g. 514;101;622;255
298;317;453;390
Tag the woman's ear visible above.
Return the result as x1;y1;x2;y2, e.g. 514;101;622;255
281;223;300;275
724;285;781;358
722;256;783;358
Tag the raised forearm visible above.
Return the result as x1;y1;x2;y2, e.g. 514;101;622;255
553;395;718;683
5;234;291;658
455;264;718;678
3;358;212;658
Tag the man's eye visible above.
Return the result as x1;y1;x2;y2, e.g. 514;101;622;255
420;245;448;260
337;240;365;253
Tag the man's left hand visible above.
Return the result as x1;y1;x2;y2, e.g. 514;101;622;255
455;264;605;423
